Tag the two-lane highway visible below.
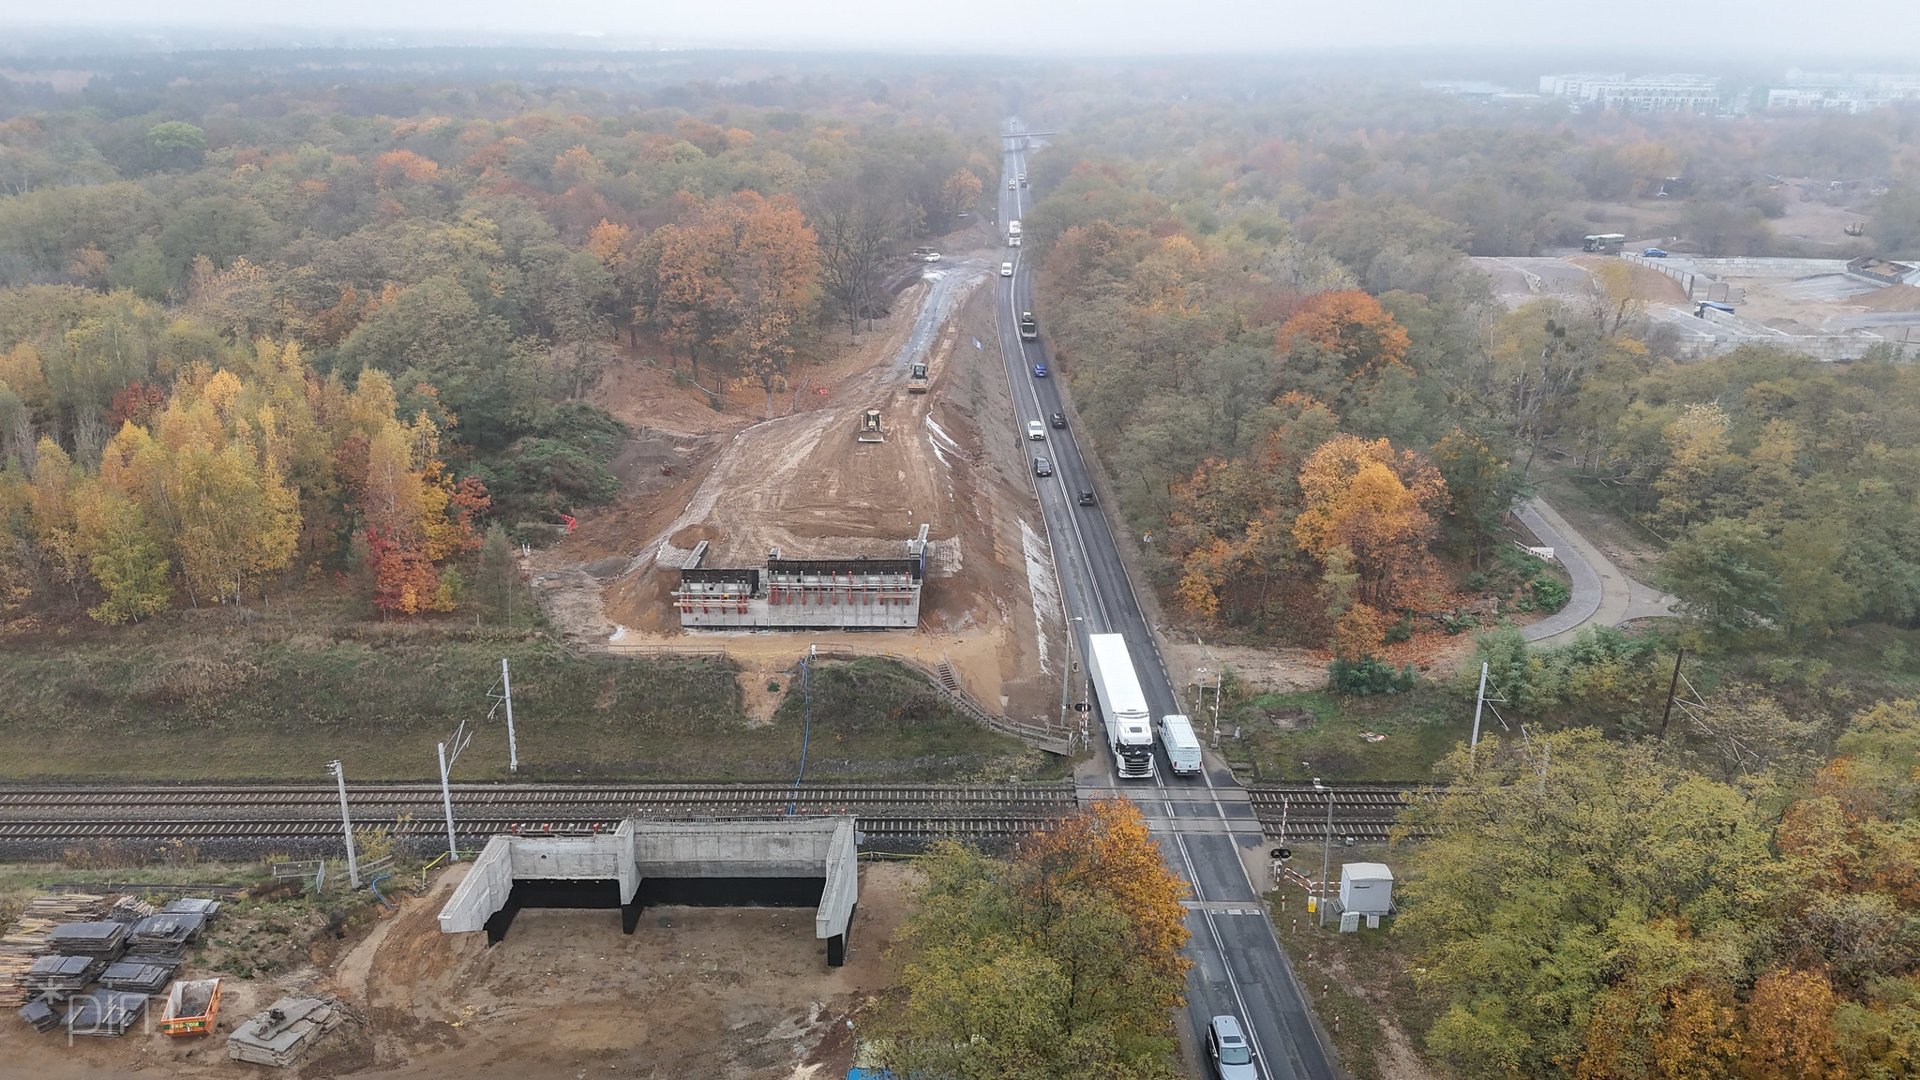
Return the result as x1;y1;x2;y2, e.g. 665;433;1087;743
996;120;1336;1080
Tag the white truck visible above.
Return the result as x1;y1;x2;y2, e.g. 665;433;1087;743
1007;219;1022;247
1087;633;1155;779
1159;713;1203;776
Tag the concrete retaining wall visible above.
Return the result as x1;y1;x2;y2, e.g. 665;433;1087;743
437;836;516;934
634;819;842;880
436;818;860;963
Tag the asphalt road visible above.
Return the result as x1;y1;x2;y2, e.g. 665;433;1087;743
996;120;1336;1080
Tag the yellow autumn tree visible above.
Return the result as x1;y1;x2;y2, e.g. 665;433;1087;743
1292;434;1447;612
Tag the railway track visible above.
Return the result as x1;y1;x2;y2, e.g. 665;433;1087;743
0;815;1043;843
0;782;1078;848
0;782;1431;844
1243;783;1429;843
0;782;1072;813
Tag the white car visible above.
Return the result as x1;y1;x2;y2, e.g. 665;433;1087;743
1026;420;1045;440
1207;1016;1257;1080
1008;178;1017;189
1001;261;1014;277
911;247;941;263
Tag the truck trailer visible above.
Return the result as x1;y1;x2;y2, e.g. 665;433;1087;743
1159;713;1203;775
1087;633;1155;779
1007;219;1023;247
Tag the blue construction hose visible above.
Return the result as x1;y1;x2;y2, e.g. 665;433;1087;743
369;872;395;909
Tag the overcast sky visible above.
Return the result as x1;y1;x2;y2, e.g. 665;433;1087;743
0;0;1910;58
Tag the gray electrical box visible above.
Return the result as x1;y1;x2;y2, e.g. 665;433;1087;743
1339;862;1394;917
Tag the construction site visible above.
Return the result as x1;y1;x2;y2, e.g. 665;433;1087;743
1473;250;1920;360
526;234;1068;727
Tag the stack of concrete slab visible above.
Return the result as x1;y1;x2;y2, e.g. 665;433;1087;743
18;997;62;1033
98;959;174;994
0;895;113;1005
227;997;344;1067
65;990;147;1037
23;954;102;996
162;898;222;922
116;951;183;977
127;913;203;957
48;922;128;961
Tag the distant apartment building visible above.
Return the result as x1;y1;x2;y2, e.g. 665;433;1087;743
1420;80;1543;105
1767;69;1920;114
1538;72;1723;114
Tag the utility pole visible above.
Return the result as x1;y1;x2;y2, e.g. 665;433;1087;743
1058;617;1083;736
328;760;359;888
1314;778;1334;928
1470;661;1490;763
437;742;459;864
1211;666;1223;749
501;658;518;773
1659;648;1685;737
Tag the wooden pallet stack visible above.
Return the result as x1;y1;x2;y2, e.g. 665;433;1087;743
0;894;112;1005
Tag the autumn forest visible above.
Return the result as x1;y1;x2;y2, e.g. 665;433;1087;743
3;42;1920;1080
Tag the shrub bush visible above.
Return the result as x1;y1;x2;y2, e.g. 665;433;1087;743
1328;657;1416;696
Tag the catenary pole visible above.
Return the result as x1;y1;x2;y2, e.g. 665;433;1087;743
438;741;459;864
328;760;359;888
501;658;518;773
1470;661;1490;763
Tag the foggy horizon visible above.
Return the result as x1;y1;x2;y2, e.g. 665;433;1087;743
0;0;1915;61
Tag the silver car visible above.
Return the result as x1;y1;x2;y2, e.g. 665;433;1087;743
1207;1015;1257;1080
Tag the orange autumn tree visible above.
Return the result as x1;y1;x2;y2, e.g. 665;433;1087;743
878;799;1190;1078
1741;968;1843;1080
1274;288;1412;399
1009;799;1193;1003
649;190;820;403
1292;434;1447;613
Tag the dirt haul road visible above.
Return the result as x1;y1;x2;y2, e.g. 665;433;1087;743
533;253;1064;724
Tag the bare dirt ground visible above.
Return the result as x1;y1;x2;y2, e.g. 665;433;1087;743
528;247;1064;725
2;862;920;1079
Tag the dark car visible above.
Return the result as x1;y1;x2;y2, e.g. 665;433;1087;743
1077;489;1096;506
1033;455;1053;477
1049;411;1066;428
1032;362;1048;378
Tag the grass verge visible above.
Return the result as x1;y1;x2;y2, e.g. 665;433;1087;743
776;657;1070;782
0;629;1051;783
1220;684;1468;784
1266;871;1443;1080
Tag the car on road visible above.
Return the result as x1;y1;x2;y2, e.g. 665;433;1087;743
1643;247;1669;258
1049;411;1066;428
910;247;941;262
1033;455;1053;477
1032;362;1048;377
1001;261;1014;277
1077;488;1096;505
1026;420;1045;440
1018;173;1028;187
1008;178;1017;189
1206;1015;1257;1080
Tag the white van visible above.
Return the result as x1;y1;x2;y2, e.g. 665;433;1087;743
1159;714;1203;775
